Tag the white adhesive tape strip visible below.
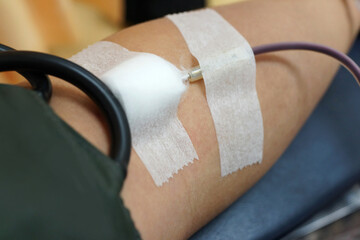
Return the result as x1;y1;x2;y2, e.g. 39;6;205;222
168;9;264;176
70;41;198;186
70;41;132;77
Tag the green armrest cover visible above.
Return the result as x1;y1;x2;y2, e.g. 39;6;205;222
0;84;140;240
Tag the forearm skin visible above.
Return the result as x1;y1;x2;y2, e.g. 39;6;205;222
30;0;360;239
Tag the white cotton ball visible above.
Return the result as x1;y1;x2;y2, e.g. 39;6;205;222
101;53;187;127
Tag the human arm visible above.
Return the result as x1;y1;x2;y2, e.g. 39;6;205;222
46;0;360;239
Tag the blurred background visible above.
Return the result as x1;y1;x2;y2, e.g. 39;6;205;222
0;0;245;84
0;0;359;239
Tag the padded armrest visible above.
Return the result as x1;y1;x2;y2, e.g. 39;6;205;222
191;37;360;240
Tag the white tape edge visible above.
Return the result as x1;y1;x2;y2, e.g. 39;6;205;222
69;41;199;186
168;9;264;176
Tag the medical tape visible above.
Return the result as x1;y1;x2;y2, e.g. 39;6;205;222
168;9;264;176
70;41;198;186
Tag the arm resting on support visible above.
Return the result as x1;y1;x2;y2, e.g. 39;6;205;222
40;0;360;239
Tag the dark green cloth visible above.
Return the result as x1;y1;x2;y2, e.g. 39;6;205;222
0;84;140;239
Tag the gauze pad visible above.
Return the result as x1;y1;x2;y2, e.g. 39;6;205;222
70;41;198;186
168;9;264;176
101;53;186;127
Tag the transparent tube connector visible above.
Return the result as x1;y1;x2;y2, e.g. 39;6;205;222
188;66;203;83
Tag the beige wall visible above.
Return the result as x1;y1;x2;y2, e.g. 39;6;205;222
207;0;248;7
0;0;120;83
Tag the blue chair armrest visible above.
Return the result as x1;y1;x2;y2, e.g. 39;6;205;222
191;37;360;240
